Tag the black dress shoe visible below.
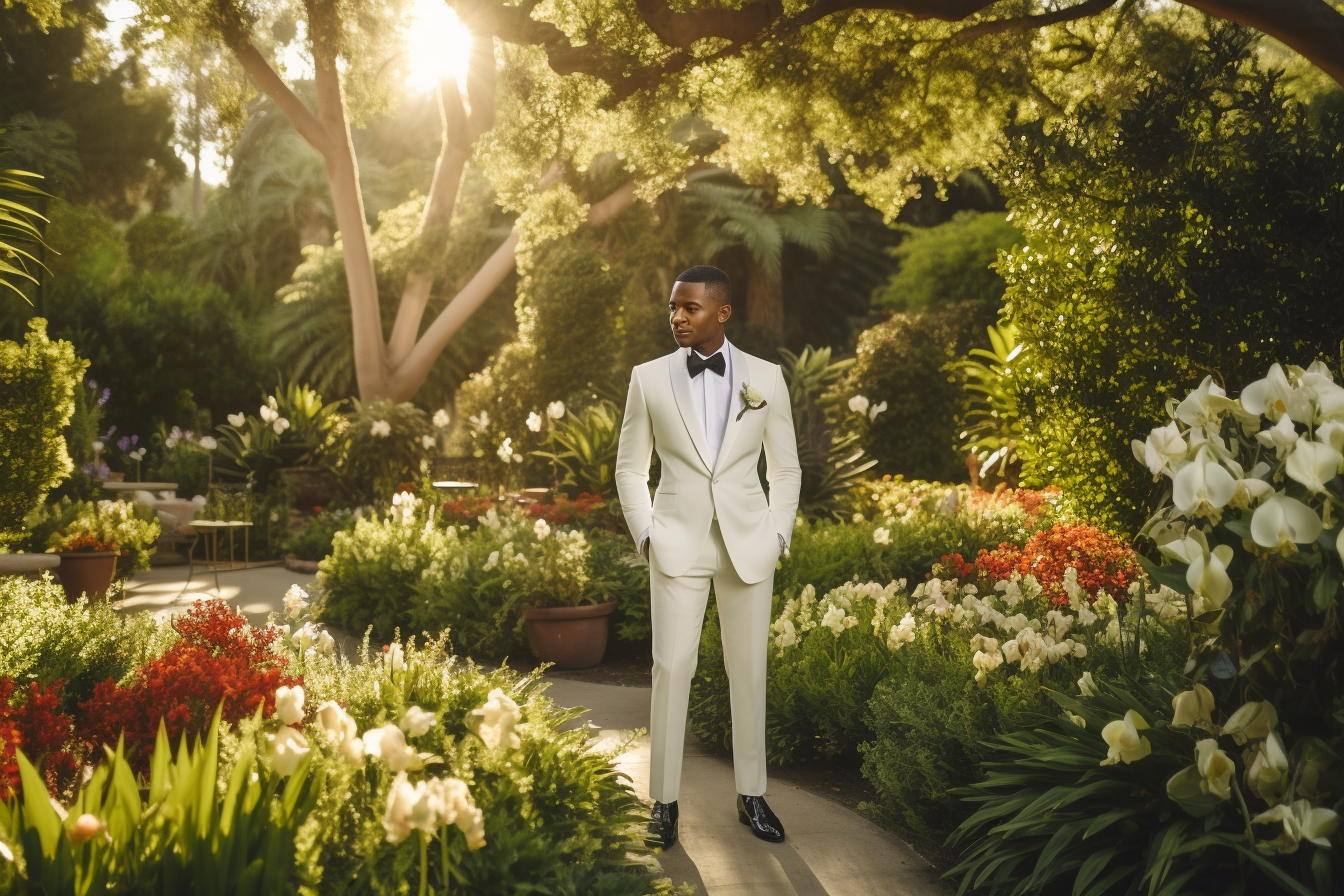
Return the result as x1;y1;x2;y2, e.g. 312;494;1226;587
737;794;785;842
646;800;679;849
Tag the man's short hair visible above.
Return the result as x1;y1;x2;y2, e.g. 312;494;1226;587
675;265;731;305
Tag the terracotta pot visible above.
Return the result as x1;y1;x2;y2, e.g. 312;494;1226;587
278;465;339;511
524;601;616;670
55;551;119;602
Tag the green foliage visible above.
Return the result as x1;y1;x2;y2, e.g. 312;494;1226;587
214;382;344;490
281;507;359;561
292;635;667;895
1000;27;1344;532
874;211;1019;319
779;345;876;519
0;318;85;544
946;679;1336;896
586;527;652;643
536;400;623;499
0;159;48;302
0;712;323;893
0;573;158;709
331;400;434;503
843;309;990;482
954;323;1033;488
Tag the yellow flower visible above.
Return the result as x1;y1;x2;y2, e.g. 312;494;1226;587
1100;710;1151;766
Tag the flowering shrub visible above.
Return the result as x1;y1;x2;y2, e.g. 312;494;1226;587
942;521;1141;607
31;497;162;578
0;679;79;799
79;601;300;768
441;491;615;530
53;532;118;553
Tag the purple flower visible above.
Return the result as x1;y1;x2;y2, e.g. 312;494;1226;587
117;436;130;452
87;378;97;390
97;388;110;406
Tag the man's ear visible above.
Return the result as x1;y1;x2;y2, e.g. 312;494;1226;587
718;303;732;323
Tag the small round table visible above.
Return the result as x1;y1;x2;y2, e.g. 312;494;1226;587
100;481;179;499
184;520;254;595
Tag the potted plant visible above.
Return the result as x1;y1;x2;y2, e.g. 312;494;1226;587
501;517;613;669
51;532;120;602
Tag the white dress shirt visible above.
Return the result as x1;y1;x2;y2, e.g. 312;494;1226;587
689;340;733;466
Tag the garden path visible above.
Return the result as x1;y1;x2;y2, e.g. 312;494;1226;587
121;566;949;896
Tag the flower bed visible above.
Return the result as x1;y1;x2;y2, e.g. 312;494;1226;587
0;589;670;894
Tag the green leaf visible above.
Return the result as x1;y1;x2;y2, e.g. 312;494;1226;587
1310;567;1339;612
16;751;61;858
1138;554;1192;595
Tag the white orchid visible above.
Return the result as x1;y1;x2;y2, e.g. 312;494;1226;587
1174;376;1233;427
260;404;278;424
1252;800;1340;854
266;727;310;776
1246;731;1290;803
1077;671;1098;697
1170;684;1217;732
526;412;543;432
1285;439;1343;493
1255;413;1299;457
1223;700;1278;745
1100;710;1152;766
370;419;391;438
868;400;888;421
848;395;870;415
1172;449;1236;518
472;688;522;750
274;685;305;725
1133;421;1187;477
273;417;290;435
546;401;565;420
228;412;246;427
1250;492;1323;553
1160;532;1234;608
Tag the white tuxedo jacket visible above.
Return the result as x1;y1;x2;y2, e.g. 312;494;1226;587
615;344;802;585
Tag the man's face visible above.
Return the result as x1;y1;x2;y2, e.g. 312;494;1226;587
669;281;730;351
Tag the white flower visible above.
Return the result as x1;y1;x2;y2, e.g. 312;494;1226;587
546;401;565;420
165;436;178;449
1100;710;1151;766
872;527;891;546
400;706;438;737
1252;800;1340;854
1242;363;1313;424
848;395;870;415
1065;711;1087;728
1078;671;1098;697
1251;492;1323;553
1256;413;1299;457
1247;731;1290;803
1223;700;1278;745
266;727;310;776
421;434;437;450
315;701;364;767
533;518;550;540
260;404;278;423
1133;421;1188;477
274;685;305;725
386;642;405;673
316;629;336;655
886;613;917;650
87;440;100;454
472;688;522;750
821;603;846;635
199;436;217;451
1286;439;1343;493
496;438;514;462
1172;449;1237;517
283;584;309;619
1171;684;1217;732
370;419;391;438
273;417;290;435
382;772;421;843
363;724;424;772
1162;532;1235;608
483;551;500;571
228;412;246;427
293;622;321;652
1175;376;1233;427
433;408;451;428
430;777;486;849
526;412;543;432
1194;738;1235;799
868;400;887;421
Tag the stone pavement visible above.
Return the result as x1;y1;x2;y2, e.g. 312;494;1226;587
122;565;950;896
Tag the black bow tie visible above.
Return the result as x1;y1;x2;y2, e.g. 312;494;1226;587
687;351;726;378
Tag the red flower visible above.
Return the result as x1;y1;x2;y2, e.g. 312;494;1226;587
965;523;1138;606
0;679;80;799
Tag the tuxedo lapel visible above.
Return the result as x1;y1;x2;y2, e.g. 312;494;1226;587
668;351;713;471
714;343;752;473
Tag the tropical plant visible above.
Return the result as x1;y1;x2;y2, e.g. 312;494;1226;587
0;319;86;544
779;345;876;518
330;399;435;503
0;155;49;302
215;383;344;488
954;323;1033;488
536;400;623;500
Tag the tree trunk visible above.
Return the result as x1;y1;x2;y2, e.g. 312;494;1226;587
744;253;784;345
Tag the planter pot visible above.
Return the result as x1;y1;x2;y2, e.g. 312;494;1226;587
524;601;616;670
278;465;339;511
55;551;119;602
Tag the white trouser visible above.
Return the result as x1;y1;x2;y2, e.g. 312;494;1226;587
648;520;773;802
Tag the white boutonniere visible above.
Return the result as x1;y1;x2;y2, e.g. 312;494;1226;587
737;383;767;421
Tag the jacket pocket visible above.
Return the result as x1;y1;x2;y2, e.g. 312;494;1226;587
653;491;677;513
745;489;768;512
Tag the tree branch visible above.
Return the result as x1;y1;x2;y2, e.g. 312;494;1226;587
1180;0;1344;87
633;0;781;49
952;0;1118;42
231;39;331;155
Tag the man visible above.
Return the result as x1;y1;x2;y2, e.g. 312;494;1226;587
615;265;802;849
